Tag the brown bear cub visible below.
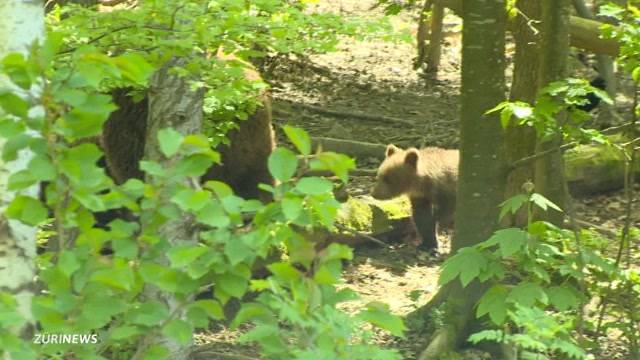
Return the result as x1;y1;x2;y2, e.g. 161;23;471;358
371;145;458;251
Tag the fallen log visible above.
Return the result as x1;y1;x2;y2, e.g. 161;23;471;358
565;141;640;196
313;135;640;196
311;137;387;160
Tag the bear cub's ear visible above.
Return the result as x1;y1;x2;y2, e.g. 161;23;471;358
386;144;401;157
404;149;419;168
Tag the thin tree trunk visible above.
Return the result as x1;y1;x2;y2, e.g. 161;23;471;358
419;0;507;357
425;4;445;76
534;0;570;225
0;0;44;343
505;0;541;226
571;0;617;125
415;0;433;70
136;57;204;360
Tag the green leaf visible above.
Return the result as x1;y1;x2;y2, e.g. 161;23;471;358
90;262;135;291
139;262;192;293
157;128;183;158
204;180;234;198
224;238;252;266
530;193;562;213
598;4;625;18
77;294;128;329
190;300;224;320
27;154;56;182
61;94;116;138
281;196;303;221
295;177;333;195
196;202;230;228
357;302;406;337
468;329;504;344
6;195;48;226
110;325;142;340
481;228;528;258
632;67;640;84
113;53;154;85
267;147;298;182
167;245;208;268
309;152;355;183
499;194;529;220
172;154;214;177
313;263;340;284
126;301;169;326
57;251;80;278
215;273;248;298
162;319;192;345
139;345;169;360
546;286;579;311
2;53;32;90
267;262;302;282
171;188;209;211
512;102;533;119
0;92;29;117
283;125;311;155
439;247;487;287
507;282;547;308
476;285;509;325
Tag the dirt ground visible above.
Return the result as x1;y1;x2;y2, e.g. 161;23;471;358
195;1;640;358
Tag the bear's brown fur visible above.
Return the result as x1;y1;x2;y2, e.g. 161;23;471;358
371;144;458;251
101;58;275;201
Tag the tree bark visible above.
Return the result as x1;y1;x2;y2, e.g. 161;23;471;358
0;0;44;343
571;0;617;124
419;0;507;357
415;0;433;70
137;57;204;360
504;0;541;226
426;3;445;76
534;0;570;225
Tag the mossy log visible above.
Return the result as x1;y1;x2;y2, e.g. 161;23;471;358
565;142;640;196
327;196;413;247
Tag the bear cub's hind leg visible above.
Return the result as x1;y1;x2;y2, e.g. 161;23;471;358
410;197;438;251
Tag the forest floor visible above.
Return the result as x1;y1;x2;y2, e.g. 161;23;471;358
195;1;640;359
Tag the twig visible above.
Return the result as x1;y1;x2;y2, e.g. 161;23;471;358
334;223;389;247
510;141;577;170
573;219;617;238
169;4;186;30
509;120;640;171
57;25;136;55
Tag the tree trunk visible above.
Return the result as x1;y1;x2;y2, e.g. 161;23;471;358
534;0;570;225
505;0;541;227
0;0;44;343
415;0;433;70
571;0;617;125
137;57;204;360
426;3;445;76
419;0;507;357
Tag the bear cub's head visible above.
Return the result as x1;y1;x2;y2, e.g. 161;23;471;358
371;144;421;200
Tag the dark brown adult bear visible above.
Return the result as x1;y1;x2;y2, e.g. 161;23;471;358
371;145;458;251
101;56;275;201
